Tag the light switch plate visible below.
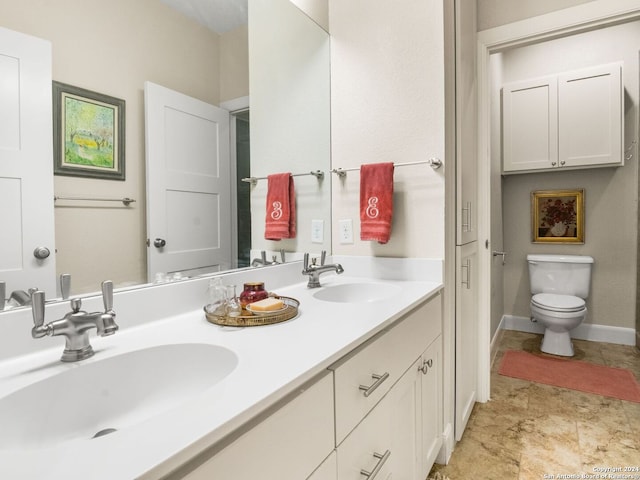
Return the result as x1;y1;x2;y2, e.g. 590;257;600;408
311;219;324;243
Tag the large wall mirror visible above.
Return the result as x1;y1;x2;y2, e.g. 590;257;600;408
0;0;330;310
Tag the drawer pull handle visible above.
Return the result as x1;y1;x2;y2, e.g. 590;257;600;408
359;372;389;397
360;450;391;479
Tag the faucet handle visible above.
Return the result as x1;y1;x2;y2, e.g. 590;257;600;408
60;274;71;300
31;290;45;328
101;280;114;312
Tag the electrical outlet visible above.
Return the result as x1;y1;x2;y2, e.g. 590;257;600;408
311;219;324;243
339;219;353;244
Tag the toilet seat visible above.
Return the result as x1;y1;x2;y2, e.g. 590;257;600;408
531;293;585;313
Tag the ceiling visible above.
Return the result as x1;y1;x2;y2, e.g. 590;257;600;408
160;0;248;34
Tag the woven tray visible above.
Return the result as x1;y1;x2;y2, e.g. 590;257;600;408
204;296;300;327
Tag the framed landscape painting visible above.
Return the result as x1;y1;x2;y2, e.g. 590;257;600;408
532;189;584;244
53;81;125;180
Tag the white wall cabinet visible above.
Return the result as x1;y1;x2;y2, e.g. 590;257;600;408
502;63;622;174
181;293;443;480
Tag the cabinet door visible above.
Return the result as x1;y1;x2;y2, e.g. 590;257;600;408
502;76;558;173
455;242;477;440
389;357;422;480
558;63;622;168
420;338;442;474
455;0;478;245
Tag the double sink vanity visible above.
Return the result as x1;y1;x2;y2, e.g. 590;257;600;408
0;256;443;479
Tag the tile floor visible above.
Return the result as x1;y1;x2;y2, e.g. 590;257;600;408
428;330;640;480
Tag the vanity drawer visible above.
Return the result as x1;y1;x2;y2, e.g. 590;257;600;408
182;372;334;480
336;389;392;480
331;293;441;444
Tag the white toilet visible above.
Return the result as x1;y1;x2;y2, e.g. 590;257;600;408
527;254;594;356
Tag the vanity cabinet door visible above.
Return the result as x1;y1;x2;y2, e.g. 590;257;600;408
182;373;334;480
558;63;623;168
420;337;443;475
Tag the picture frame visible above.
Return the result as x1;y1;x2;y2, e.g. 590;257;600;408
532;189;584;244
53;81;125;180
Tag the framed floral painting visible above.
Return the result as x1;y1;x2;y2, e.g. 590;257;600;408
532;189;584;243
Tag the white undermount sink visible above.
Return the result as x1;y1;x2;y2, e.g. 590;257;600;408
312;282;402;303
0;343;238;450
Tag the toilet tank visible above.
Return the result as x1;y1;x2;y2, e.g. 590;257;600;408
527;254;594;298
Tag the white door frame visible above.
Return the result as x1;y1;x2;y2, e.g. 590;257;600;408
476;0;640;399
221;96;250;270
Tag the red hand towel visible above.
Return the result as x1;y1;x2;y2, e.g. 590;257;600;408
360;162;394;244
265;173;296;240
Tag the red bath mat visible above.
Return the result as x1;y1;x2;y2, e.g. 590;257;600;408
498;350;640;403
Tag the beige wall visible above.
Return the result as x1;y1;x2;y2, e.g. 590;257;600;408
494;21;640;329
477;0;597;30
220;25;249;103
329;0;445;259
1;0;222;293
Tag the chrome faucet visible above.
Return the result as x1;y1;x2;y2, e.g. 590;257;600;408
302;251;344;288
31;280;119;362
251;249;286;267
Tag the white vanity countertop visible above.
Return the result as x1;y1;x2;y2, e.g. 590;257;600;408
0;264;442;479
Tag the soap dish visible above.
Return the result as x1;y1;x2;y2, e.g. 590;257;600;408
204;296;300;327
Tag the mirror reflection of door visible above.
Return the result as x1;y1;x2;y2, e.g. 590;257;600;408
144;82;232;281
233;110;251;268
0;27;57;299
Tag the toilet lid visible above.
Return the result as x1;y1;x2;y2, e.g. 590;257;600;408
532;293;585;312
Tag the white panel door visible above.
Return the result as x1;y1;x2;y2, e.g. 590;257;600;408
145;82;231;280
502;76;558;173
558;63;622;168
0;27;56;298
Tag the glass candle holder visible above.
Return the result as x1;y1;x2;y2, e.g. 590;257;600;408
239;282;268;308
224;285;242;317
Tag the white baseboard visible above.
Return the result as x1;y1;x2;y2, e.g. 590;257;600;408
502;315;636;346
490;320;505;367
435;422;454;465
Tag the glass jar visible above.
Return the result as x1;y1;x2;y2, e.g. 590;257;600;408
239;282;268;308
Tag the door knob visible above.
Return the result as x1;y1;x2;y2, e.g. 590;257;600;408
33;247;51;259
153;238;166;248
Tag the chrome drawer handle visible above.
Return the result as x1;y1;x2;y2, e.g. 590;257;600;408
360;450;391;479
359;372;389;398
